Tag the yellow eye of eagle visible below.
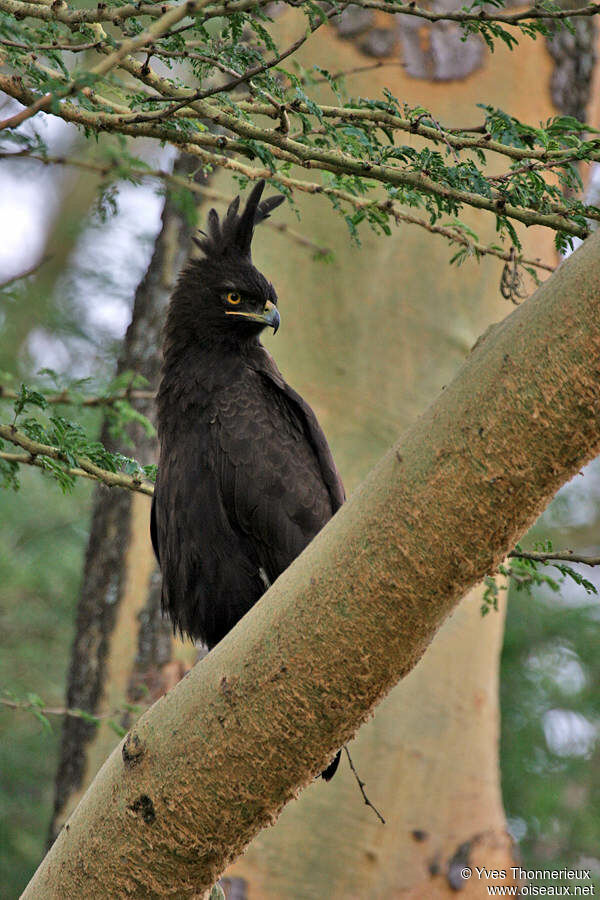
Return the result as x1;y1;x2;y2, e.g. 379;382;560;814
226;292;241;305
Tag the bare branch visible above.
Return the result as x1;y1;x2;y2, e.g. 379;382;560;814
344;747;386;825
0;696;149;721
0;386;155;406
508;549;600;566
0;37;101;51
0;91;51;130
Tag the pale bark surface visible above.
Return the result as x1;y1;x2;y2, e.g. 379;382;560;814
224;585;512;899
23;228;600;898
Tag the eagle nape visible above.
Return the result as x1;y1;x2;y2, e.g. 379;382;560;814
151;179;344;783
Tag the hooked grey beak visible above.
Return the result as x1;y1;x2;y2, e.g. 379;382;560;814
262;299;280;334
225;299;280;333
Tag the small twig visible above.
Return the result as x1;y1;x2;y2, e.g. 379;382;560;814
448;124;487;134
0;696;150;721
0;37;101;52
344;746;385;824
0;92;51;130
487;155;585;183
506;569;535;585
301;59;405;85
0;696;98;719
508;549;600;566
0;386;155;406
430;116;461;165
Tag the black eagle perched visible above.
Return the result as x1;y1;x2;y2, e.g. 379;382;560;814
151;180;345;779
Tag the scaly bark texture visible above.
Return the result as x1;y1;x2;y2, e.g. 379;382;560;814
23;228;600;898
546;0;597;121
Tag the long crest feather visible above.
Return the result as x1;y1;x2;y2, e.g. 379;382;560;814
193;180;285;260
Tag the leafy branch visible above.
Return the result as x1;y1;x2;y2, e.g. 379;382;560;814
1;70;590;240
0;150;552;273
482;542;599;614
0;0;598;261
508;548;600;566
329;0;600;27
0;381;156;494
1;0;598;28
0;423;156;494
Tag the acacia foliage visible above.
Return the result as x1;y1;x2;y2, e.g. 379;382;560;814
0;0;600;274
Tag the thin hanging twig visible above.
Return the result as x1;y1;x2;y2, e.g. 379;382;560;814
344;746;386;824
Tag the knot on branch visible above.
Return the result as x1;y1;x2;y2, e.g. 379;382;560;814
123;731;146;766
128;794;156;824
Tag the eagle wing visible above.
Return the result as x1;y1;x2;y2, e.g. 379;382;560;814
215;349;345;585
152;420;268;646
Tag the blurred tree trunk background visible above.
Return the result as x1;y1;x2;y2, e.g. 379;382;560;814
47;154;203;843
1;4;598;896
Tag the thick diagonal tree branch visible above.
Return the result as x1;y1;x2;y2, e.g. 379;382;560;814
22;230;600;898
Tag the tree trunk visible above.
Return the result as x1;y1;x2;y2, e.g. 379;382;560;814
23;226;600;898
48;155;201;844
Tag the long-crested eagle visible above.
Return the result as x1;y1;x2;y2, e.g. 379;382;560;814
151;181;344;779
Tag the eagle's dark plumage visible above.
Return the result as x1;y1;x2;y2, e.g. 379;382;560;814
151;181;344;779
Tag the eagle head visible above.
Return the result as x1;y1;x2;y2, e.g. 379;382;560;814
166;180;285;346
